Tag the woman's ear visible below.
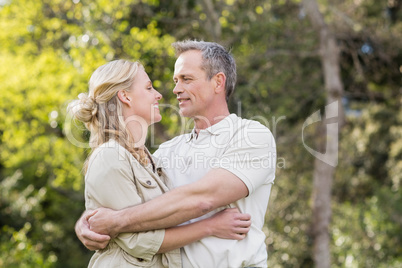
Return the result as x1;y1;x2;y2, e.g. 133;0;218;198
213;72;226;94
117;90;131;106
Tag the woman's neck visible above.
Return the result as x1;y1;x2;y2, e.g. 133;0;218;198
125;117;149;148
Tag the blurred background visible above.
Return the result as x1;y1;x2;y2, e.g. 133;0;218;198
0;0;401;267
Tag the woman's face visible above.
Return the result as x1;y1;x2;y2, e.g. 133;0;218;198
124;68;162;125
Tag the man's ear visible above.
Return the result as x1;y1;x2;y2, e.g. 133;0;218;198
117;90;131;106
213;72;226;94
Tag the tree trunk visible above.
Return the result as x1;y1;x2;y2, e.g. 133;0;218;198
302;0;345;267
199;0;222;41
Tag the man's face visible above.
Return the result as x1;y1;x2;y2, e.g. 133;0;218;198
173;50;215;118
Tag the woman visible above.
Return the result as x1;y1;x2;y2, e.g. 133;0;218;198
69;59;250;267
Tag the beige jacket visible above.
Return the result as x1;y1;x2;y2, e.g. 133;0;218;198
85;139;181;267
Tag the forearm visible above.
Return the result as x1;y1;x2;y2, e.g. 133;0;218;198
90;169;248;237
115;183;214;234
157;207;252;253
157;220;212;253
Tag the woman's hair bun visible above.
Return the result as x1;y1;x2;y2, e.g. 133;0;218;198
68;93;98;123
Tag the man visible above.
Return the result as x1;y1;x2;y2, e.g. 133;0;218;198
76;40;277;267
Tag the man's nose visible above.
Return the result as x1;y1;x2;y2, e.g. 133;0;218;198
173;83;182;95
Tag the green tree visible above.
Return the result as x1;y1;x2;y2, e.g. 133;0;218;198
0;0;175;266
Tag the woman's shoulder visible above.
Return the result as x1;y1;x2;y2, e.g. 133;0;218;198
88;139;131;169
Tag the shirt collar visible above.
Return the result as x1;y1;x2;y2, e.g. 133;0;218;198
186;114;237;142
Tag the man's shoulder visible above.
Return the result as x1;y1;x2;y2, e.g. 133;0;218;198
225;115;275;151
232;115;273;137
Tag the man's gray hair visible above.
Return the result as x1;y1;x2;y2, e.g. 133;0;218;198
172;40;237;102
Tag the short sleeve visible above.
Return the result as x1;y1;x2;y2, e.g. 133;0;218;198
215;121;276;195
85;144;165;261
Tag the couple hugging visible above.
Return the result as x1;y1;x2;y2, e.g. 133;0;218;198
70;40;276;268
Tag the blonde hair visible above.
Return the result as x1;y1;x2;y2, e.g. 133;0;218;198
69;59;148;172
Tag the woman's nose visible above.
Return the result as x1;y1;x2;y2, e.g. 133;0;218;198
155;91;162;100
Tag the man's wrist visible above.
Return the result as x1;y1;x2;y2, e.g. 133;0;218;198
112;209;126;235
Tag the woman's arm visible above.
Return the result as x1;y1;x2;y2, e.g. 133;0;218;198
157;208;251;253
85;145;165;261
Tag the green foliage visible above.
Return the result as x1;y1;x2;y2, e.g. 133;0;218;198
332;190;402;267
0;224;56;268
331;104;402;267
0;171;56;267
0;0;175;267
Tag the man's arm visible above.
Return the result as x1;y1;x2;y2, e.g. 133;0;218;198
88;168;248;237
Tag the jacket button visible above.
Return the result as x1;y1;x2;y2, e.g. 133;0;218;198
146;180;151;185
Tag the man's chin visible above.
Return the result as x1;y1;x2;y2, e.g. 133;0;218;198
179;109;191;118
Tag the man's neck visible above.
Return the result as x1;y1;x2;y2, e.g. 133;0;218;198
193;110;230;133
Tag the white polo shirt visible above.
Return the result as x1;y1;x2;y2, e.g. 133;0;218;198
154;114;276;268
